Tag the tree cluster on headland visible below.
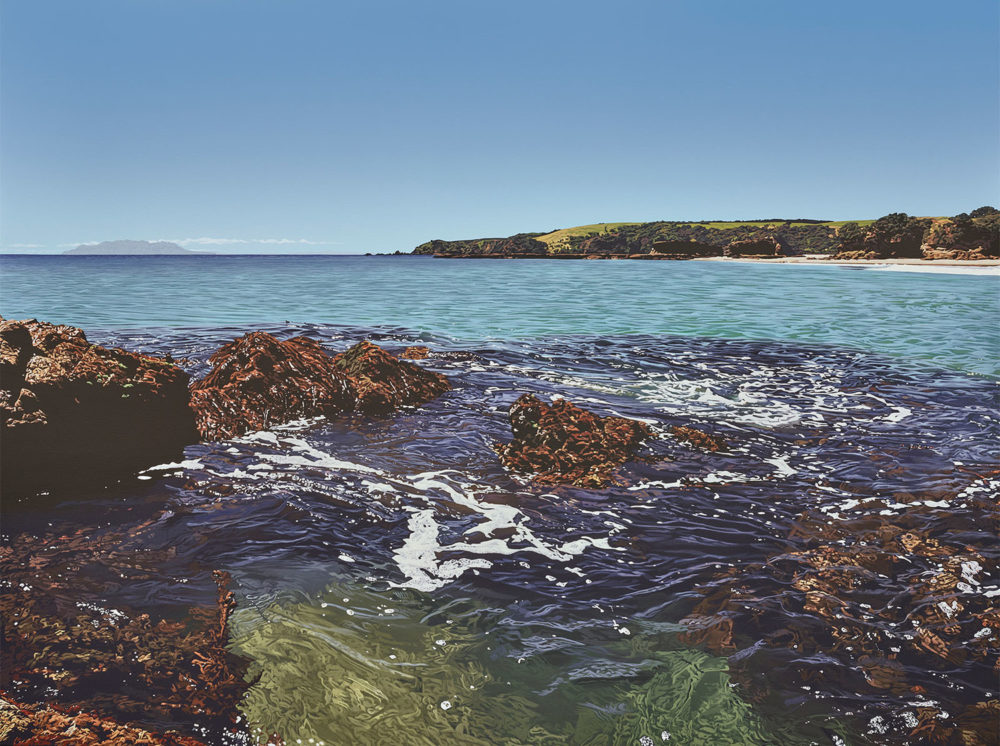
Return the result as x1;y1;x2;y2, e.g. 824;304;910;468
412;207;999;260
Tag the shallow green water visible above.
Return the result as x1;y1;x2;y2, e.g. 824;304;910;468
231;579;823;746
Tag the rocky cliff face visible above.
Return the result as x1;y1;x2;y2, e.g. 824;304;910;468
650;240;722;257
413;233;548;256
0;318;197;494
724;236;786;257
417;221;837;257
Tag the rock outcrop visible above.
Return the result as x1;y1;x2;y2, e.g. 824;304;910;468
333;340;451;416
921;246;995;261
190;334;451;439
0;318;197;494
724;236;786;257
496;394;652;487
0;698;208;745
401;346;430;360
189;332;356;440
671;425;727;452
650;239;721;257
833;213;933;259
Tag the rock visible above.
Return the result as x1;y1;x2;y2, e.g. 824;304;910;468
724;236;786;257
921;245;993;261
828;249;880;260
833;213;932;259
190;335;451;438
650;239;721;258
401;346;430;360
0;319;197;495
0;698;32;744
495;394;653;487
2;523;248;743
189;332;355;440
0;697;208;745
333;340;450;416
671;425;727;452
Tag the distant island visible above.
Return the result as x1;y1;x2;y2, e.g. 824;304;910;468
412;207;1000;261
64;240;203;255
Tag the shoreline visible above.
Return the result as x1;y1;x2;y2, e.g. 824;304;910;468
426;252;1000;274
692;255;1000;275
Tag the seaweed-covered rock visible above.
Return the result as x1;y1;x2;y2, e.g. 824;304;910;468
190;332;356;440
0;518;249;742
496;394;652;487
401;346;430;360
0;697;208;745
678;486;1000;744
671;425;727;452
334;340;450;415
0;318;197;495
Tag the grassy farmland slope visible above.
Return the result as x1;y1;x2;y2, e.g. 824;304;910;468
413;219;868;256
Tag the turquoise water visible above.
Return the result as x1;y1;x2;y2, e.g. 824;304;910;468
2;255;997;376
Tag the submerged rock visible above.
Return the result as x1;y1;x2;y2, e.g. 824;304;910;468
671;425;727;452
0;520;248;743
189;332;356;440
496;394;653;487
0;697;208;745
333;340;451;416
0;318;197;495
678;488;1000;744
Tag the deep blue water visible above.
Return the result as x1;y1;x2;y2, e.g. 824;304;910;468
2;254;998;376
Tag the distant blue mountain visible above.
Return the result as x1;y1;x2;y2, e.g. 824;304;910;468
64;240;204;255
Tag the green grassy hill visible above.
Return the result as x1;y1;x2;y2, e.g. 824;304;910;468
411;214;978;258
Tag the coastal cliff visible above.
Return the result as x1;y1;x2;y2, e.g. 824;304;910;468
412;206;999;260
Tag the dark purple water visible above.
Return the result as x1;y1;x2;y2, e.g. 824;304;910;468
3;324;998;745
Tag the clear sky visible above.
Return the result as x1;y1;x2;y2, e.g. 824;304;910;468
1;0;997;254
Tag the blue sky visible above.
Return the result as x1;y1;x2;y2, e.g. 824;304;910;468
2;0;997;254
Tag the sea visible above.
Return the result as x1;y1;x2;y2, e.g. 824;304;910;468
1;254;999;745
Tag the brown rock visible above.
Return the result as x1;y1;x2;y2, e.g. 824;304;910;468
671;425;727;452
1;523;246;743
650;239;721;258
401;345;430;360
495;394;653;487
724;236;786;257
921;245;992;261
0;698;32;744
189;332;355;440
0;319;197;495
0;698;208;745
333;340;450;415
